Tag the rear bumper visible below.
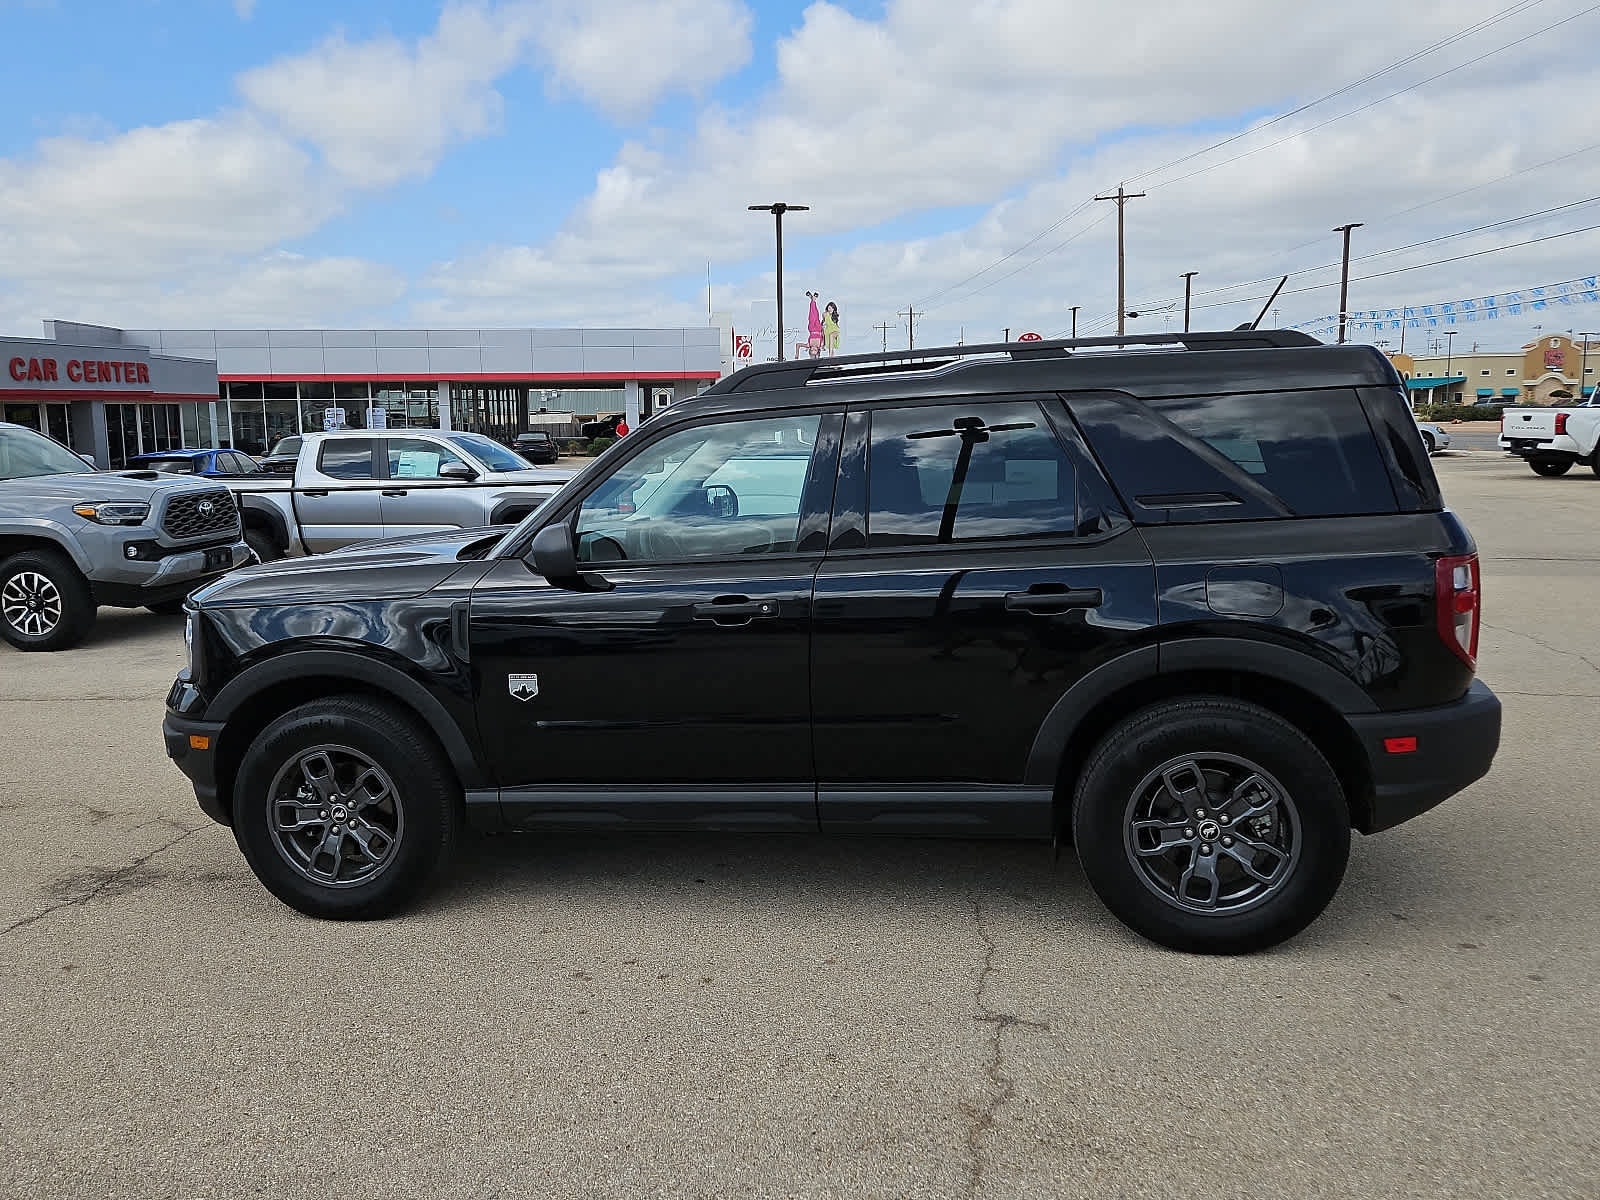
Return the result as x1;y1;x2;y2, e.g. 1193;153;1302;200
1499;435;1575;457
1347;679;1502;834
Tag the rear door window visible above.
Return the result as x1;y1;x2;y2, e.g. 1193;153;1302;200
866;400;1082;547
317;439;377;481
1066;389;1399;522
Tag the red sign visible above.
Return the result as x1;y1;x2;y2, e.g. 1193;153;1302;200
733;333;753;359
8;356;150;386
1017;331;1043;342
1545;348;1565;368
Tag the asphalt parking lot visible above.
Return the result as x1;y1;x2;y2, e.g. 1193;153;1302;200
1;452;1596;1200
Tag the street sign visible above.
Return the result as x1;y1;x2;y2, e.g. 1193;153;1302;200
1017;331;1043;342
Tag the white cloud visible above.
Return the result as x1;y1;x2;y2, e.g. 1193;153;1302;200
421;0;1600;350
530;0;753;122
236;4;537;186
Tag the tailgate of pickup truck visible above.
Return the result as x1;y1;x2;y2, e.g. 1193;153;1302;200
1502;409;1559;439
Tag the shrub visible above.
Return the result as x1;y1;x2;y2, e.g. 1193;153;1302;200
1416;403;1509;423
588;436;614;456
565;439;585;456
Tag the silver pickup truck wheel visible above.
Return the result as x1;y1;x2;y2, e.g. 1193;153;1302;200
0;550;95;652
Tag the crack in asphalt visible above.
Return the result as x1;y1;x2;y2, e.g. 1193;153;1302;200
1481;621;1600;676
0;825;202;938
962;896;1048;1200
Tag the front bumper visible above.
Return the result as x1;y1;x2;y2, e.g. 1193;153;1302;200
94;539;250;608
163;678;229;825
1347;679;1502;834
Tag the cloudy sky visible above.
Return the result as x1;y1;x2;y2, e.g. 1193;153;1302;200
2;0;1598;354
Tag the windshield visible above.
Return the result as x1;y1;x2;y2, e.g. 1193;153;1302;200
0;425;92;480
269;437;302;457
446;432;529;473
142;457;198;474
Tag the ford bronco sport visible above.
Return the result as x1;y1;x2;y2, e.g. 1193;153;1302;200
162;331;1501;953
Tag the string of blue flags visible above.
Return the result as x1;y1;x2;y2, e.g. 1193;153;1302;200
1294;276;1600;336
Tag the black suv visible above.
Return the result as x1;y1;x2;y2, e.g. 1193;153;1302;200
510;430;560;464
162;332;1501;953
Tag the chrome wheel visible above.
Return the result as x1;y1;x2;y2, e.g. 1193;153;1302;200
1123;753;1301;915
268;744;405;888
1;571;63;637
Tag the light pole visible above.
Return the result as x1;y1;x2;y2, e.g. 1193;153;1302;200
1443;330;1457;402
1333;222;1364;344
748;202;809;361
1180;271;1197;332
1580;332;1599;400
1070;305;1080;338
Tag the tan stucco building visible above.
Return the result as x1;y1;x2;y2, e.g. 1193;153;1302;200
1386;334;1599;406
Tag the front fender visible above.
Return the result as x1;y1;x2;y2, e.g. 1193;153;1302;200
0;517;93;575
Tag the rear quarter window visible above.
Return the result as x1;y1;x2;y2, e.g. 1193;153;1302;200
1066;388;1399;523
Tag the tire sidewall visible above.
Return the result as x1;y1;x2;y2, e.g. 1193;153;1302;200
1074;701;1351;954
0;550;95;652
233;700;456;918
243;528;281;563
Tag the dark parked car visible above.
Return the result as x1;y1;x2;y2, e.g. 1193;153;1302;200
256;436;302;475
510;430;560;464
163;331;1500;953
128;449;262;478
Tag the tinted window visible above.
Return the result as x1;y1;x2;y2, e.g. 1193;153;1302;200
318;439;377;480
1067;389;1398;522
866;401;1079;547
146;457;197;474
386;437;469;480
576;414;821;563
230;452;261;474
270;437;302;458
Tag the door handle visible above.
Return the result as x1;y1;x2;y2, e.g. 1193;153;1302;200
1004;586;1103;613
302;489;329;497
382;489;408;497
692;596;780;625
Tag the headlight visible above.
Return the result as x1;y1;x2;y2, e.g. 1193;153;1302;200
73;500;151;526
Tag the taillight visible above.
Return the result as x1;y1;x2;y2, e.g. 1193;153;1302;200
1555;412;1568;435
1435;554;1481;668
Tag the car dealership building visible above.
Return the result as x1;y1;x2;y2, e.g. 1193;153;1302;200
3;320;725;468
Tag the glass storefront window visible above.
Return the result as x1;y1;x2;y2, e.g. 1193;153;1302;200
45;404;71;447
333;381;370;430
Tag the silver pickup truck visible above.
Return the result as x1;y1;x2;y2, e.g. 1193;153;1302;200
222;429;577;561
0;421;249;651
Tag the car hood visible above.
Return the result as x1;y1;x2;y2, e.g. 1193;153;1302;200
0;470;228;505
482;466;579;485
192;527;503;607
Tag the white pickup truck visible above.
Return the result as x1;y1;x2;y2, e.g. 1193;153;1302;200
222;428;577;561
1498;401;1600;477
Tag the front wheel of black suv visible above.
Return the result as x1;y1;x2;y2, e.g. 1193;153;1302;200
232;696;460;919
1072;698;1351;955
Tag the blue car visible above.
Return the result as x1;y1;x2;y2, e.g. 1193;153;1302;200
126;449;262;478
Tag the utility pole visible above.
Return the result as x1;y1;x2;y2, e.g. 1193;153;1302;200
1179;272;1198;332
1444;330;1457;397
748;202;809;361
1070;306;1080;338
1333;222;1364;344
899;306;924;350
873;321;891;353
1095;184;1146;336
1003;327;1010;342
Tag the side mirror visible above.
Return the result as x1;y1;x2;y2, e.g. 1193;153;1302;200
79;453;98;469
530;522;614;592
704;484;738;518
439;461;478;482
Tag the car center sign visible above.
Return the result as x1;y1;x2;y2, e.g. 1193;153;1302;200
5;351;153;392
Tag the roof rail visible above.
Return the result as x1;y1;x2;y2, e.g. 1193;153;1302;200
706;329;1324;394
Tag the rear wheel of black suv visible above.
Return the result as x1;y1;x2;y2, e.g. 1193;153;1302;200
1072;698;1350;955
232;696;460;919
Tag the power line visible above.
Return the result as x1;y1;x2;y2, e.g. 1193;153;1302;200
1126;0;1554;189
906;0;1570;322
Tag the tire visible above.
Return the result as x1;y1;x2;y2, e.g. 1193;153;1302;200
1590;456;1600;479
0;549;97;652
243;527;282;563
1071;697;1351;955
1530;457;1573;477
1421;432;1435;455
145;599;187;616
231;696;461;919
